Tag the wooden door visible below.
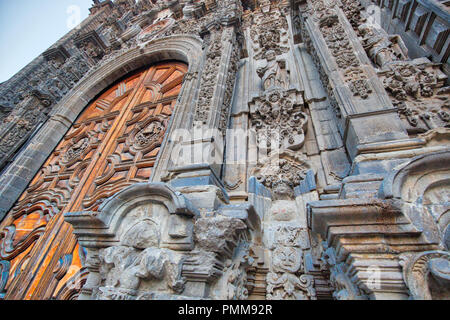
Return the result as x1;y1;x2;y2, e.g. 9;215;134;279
0;61;188;300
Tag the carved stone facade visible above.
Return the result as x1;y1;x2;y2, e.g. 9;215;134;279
0;0;449;300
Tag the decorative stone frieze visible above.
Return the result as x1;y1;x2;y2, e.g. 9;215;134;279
380;59;449;133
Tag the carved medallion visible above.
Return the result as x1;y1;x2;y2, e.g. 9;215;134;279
126;117;167;155
62;137;90;165
272;247;302;273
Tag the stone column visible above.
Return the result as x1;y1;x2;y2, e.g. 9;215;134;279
298;0;408;159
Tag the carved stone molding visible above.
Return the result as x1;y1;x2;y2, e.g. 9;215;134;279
249;89;308;153
400;250;450;300
320;246;367;300
251;150;313;200
65;182;262;300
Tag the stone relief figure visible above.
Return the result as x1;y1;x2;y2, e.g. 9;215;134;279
266;226;316;300
272;246;302;273
97;218;185;300
251;151;313;223
256;50;290;91
358;23;407;68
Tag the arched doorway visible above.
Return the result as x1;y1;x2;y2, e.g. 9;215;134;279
0;61;188;300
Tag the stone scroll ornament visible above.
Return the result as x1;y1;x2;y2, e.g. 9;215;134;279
379;60;449;132
65;183;200;300
266;226;316;300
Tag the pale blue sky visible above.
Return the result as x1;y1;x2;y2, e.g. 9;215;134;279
0;0;94;83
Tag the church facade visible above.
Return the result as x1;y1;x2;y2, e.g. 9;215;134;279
0;0;449;300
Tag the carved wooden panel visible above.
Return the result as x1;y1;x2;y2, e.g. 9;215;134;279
0;61;187;300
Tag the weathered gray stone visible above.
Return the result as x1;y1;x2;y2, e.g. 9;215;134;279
0;0;449;301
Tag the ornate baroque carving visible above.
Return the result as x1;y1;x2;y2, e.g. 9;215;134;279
249;89;308;153
400;251;450;300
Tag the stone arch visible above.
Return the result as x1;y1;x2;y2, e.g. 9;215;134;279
0;35;204;217
50;35;203;122
379;150;450;203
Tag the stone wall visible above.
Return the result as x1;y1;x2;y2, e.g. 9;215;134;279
0;0;449;300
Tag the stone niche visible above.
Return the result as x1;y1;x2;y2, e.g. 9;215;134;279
65;182;261;300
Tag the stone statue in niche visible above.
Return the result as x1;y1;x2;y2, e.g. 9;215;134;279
256;50;290;91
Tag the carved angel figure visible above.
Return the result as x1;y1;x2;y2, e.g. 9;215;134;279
256;50;289;91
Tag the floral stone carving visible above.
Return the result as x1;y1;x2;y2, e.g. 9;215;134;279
251;150;312;201
400;251;450;300
379;59;449;133
249;89;308;153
